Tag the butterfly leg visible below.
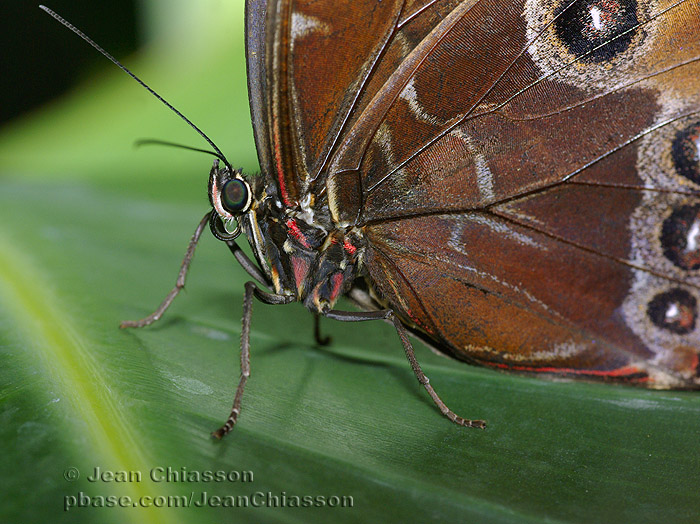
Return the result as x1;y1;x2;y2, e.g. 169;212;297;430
120;211;211;329
224;239;270;286
212;281;295;439
388;313;486;429
325;308;486;429
313;314;332;346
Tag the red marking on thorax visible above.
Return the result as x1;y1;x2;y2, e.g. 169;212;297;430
291;256;310;290
343;239;357;255
330;273;344;302
285;219;311;248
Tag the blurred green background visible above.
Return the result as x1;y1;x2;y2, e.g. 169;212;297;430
3;0;139;125
1;1;699;523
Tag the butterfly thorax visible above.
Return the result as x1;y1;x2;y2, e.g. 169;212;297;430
243;178;364;313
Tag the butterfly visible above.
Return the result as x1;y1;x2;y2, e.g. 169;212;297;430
43;0;700;438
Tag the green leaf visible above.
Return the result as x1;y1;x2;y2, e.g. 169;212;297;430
1;1;699;523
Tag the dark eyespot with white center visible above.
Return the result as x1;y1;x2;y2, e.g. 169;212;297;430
222;178;250;214
660;204;700;271
554;0;640;62
647;288;697;335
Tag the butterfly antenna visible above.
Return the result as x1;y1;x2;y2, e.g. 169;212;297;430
134;139;229;163
39;5;232;170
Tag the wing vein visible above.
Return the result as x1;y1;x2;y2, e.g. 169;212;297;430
365;0;693;196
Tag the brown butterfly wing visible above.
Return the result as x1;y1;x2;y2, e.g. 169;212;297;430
247;0;423;206
247;0;467;206
246;0;272;184
328;0;700;221
364;213;653;381
322;0;700;386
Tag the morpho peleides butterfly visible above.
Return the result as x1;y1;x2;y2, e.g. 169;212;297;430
43;0;700;438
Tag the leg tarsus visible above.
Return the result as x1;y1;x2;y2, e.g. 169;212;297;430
212;281;255;439
120;211;211;329
387;312;486;429
324;307;485;429
213;282;294;439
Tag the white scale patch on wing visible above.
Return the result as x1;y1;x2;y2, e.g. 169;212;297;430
444;214;557;319
463;338;589;361
399;77;499;202
290;12;330;43
467;213;545;250
449;127;496;202
399;77;440;126
397;77;500;203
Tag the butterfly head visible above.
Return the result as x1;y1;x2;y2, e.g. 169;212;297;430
208;159;253;241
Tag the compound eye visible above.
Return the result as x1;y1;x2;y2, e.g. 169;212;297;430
221;178;249;214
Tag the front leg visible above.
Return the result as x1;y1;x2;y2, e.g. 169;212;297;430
120;211;211;329
212;282;295;439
